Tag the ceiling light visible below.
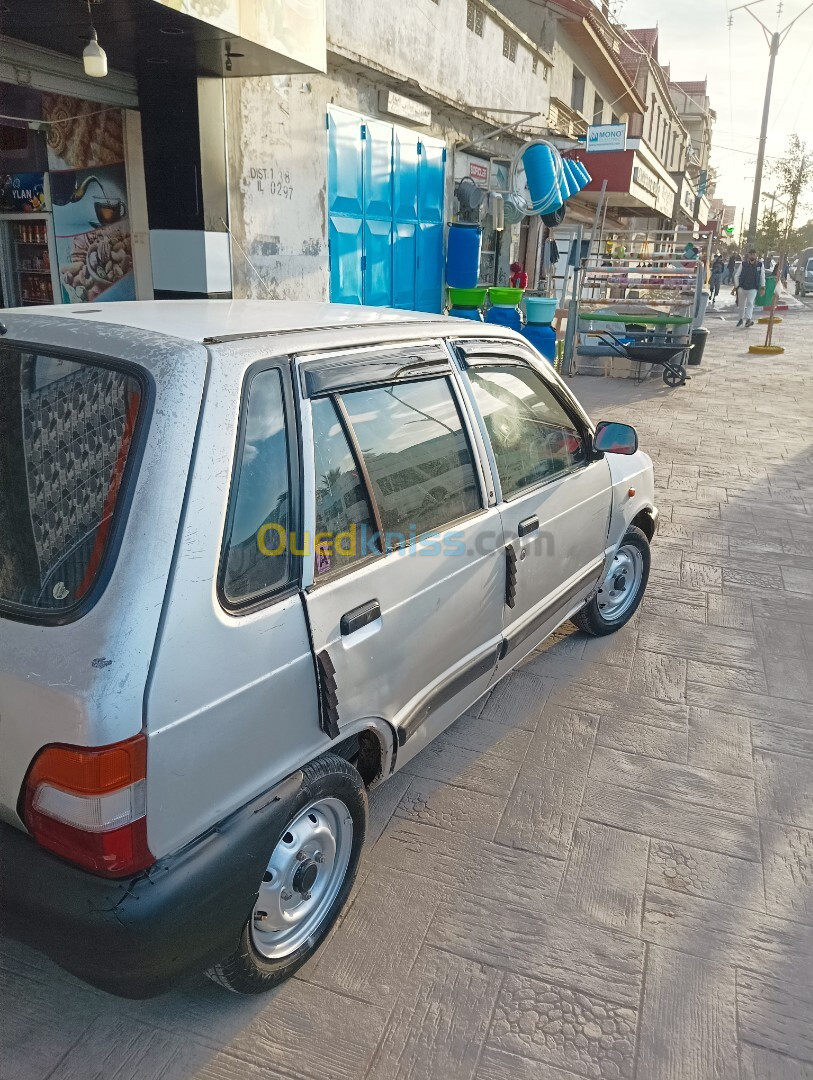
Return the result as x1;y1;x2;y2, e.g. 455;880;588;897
82;2;107;78
146;57;169;65
83;27;108;77
158;25;185;35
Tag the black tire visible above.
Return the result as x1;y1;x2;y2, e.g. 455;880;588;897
206;753;367;995
662;365;686;387
573;525;650;636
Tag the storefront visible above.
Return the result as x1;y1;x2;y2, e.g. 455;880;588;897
0;77;147;308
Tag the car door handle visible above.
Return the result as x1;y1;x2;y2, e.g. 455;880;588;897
340;599;381;636
518;515;540;537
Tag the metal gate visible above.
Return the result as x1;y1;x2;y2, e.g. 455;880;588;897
327;107;445;312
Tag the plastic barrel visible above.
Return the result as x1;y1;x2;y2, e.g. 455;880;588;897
522;144;563;214
562;159;581;198
557;161;570;206
449;306;484;321
485;305;523;332
521;322;557;363
446;224;482;289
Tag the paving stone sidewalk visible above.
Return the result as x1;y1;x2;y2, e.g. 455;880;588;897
3;303;813;1080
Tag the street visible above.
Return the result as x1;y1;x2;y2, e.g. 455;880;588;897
2;303;813;1080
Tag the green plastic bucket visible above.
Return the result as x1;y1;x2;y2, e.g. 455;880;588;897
448;286;488;307
488;287;524;306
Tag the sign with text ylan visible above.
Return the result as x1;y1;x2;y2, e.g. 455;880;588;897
586;123;627;153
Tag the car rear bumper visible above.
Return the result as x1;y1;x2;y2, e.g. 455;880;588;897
0;773;301;998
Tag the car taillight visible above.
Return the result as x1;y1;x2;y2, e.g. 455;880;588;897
22;734;155;878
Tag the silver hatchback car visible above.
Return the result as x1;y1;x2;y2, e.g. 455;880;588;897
0;301;657;997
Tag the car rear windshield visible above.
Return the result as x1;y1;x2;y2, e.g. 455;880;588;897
0;346;144;618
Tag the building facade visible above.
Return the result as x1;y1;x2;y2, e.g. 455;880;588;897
1;0;721;312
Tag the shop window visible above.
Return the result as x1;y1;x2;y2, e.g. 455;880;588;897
466;1;484;36
571;69;586;114
341;379;481;544
503;32;518;62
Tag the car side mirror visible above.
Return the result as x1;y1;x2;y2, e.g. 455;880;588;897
594;420;638;455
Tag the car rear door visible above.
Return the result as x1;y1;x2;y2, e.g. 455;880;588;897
455;340;612;676
297;342;505;766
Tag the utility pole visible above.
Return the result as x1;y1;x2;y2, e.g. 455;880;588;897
731;0;813;248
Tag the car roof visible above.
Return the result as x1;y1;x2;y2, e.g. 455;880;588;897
0;300;447;344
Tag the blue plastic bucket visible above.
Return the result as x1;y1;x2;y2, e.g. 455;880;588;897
521;322;557;363
557;163;570;206
449;305;484;321
485;305;523;332
446;223;482;288
562;159;581;197
572;160;590;187
522;144;563;214
525;296;558;324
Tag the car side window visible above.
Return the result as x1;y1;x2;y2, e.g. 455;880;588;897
222;369;292;605
312;397;376;577
340;377;481;545
468;362;587;499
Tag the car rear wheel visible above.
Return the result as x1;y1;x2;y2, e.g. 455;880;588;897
206;753;366;994
573;525;650;636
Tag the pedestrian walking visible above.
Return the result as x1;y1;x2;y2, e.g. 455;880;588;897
709;253;725;303
724;251;738;285
733;249;766;327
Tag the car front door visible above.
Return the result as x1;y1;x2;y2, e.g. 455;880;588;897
298;344;506;766
457;342;613;677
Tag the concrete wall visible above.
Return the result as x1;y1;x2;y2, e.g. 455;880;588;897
224;61;529;300
327;0;550;118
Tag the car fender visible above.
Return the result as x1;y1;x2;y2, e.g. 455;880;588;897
598;449;657;579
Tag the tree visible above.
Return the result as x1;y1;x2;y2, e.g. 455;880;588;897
789;218;813;254
755;207;786;254
770;136;813;250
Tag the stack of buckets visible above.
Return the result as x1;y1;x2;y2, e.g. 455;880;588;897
445;143;591;333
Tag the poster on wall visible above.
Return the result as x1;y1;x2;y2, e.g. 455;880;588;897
50;164;134;303
41;95;133;303
0;172;49;212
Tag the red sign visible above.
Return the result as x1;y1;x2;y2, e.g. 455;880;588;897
469;161;488;183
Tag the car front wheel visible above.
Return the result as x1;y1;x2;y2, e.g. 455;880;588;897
574;525;650;636
206;752;366;994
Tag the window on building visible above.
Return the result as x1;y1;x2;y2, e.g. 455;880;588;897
466;1;484;35
223;369;292;605
503;31;518;62
468;364;587;499
648;95;656;139
611;112;620;125
341;379;481;543
592;93;605;126
532;55;538;74
311;397;376;578
571;68;586;114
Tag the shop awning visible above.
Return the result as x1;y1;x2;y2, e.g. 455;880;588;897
1;0;326;80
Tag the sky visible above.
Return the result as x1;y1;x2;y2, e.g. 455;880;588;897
615;0;813;232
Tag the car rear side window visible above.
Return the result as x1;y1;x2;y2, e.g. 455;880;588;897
312;397;376;577
0;347;143;618
222;368;293;606
340;378;481;544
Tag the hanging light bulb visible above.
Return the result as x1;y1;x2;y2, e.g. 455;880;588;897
83;2;108;78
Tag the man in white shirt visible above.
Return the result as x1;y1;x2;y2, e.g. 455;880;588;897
733;250;766;327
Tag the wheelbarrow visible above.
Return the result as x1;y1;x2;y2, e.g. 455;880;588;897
590;331;693;386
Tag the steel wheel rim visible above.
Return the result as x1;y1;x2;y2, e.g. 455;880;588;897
250;796;353;960
597;544;643;621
